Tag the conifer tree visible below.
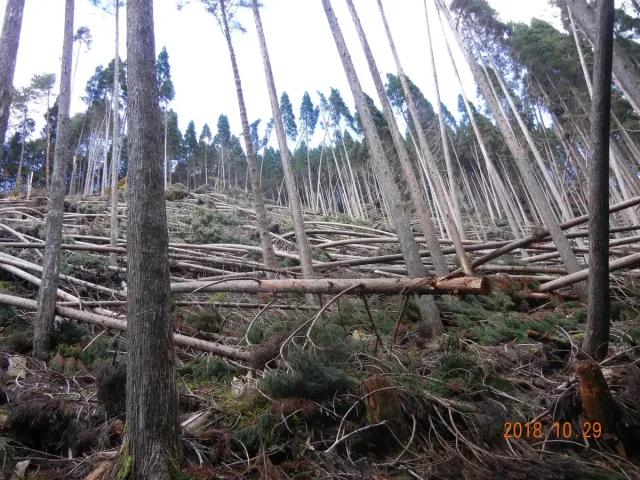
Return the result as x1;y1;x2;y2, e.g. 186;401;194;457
122;0;182;476
583;0;615;360
157;46;175;186
280;91;297;142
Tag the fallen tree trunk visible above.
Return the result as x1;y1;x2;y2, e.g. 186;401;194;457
0;293;251;361
169;276;491;295
538;252;640;292
471;195;640;269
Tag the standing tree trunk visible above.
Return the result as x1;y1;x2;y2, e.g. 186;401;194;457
583;0;614;360
219;0;278;278
33;0;74;360
322;0;444;334
0;0;25;174
110;0;120;264
164;102;169;187
44;91;52;189
100;97;111;195
16;110;27;188
252;0;314;280
345;0;449;277
121;0;182;477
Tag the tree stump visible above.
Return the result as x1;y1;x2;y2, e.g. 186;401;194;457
363;376;408;444
574;360;625;456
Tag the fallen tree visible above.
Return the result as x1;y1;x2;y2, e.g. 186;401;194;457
470;195;640;269
0;292;251;361
537;252;640;292
169;276;491;295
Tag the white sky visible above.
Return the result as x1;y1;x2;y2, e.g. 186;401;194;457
0;0;562;141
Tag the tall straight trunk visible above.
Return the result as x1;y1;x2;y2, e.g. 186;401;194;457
69;111;87;195
583;0;614;360
219;0;278;278
26;170;32;198
322;0;443;334
377;0;473;275
123;0;182;477
44;92;52;188
69;156;77;194
15;110;27;188
252;0;314;280
423;0;464;237
110;1;120;264
164;102;169;188
563;0;640;116
33;0;74;359
100;98;111;195
438;0;587;300
0;0;25;173
345;0;449;277
204;143;208;184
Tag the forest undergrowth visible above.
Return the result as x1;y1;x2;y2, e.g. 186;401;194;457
0;189;639;480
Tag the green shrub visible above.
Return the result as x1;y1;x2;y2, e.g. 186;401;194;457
188;208;253;245
443;293;583;345
61;252;106;275
51;322;90;348
179;357;236;384
0;328;31;353
77;203;104;215
166;183;190;201
264;349;355;401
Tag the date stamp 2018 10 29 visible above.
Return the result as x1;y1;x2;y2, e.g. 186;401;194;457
503;421;602;440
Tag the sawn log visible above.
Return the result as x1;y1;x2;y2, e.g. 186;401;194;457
169;276;491;295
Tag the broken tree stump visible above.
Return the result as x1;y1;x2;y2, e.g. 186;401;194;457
363;376;408;444
574;360;625;455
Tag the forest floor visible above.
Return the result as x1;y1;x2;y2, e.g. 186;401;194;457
0;185;639;480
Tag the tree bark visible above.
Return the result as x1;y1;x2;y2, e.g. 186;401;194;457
33;0;74;359
110;1;120;265
0;0;25;174
322;0;444;334
252;0;314;280
563;0;640;116
123;0;182;477
171;276;491;296
583;0;614;361
345;0;449;278
219;0;278;279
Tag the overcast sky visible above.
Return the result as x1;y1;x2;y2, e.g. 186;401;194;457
0;0;562;142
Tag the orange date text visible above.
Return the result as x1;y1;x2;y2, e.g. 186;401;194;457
503;421;601;439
